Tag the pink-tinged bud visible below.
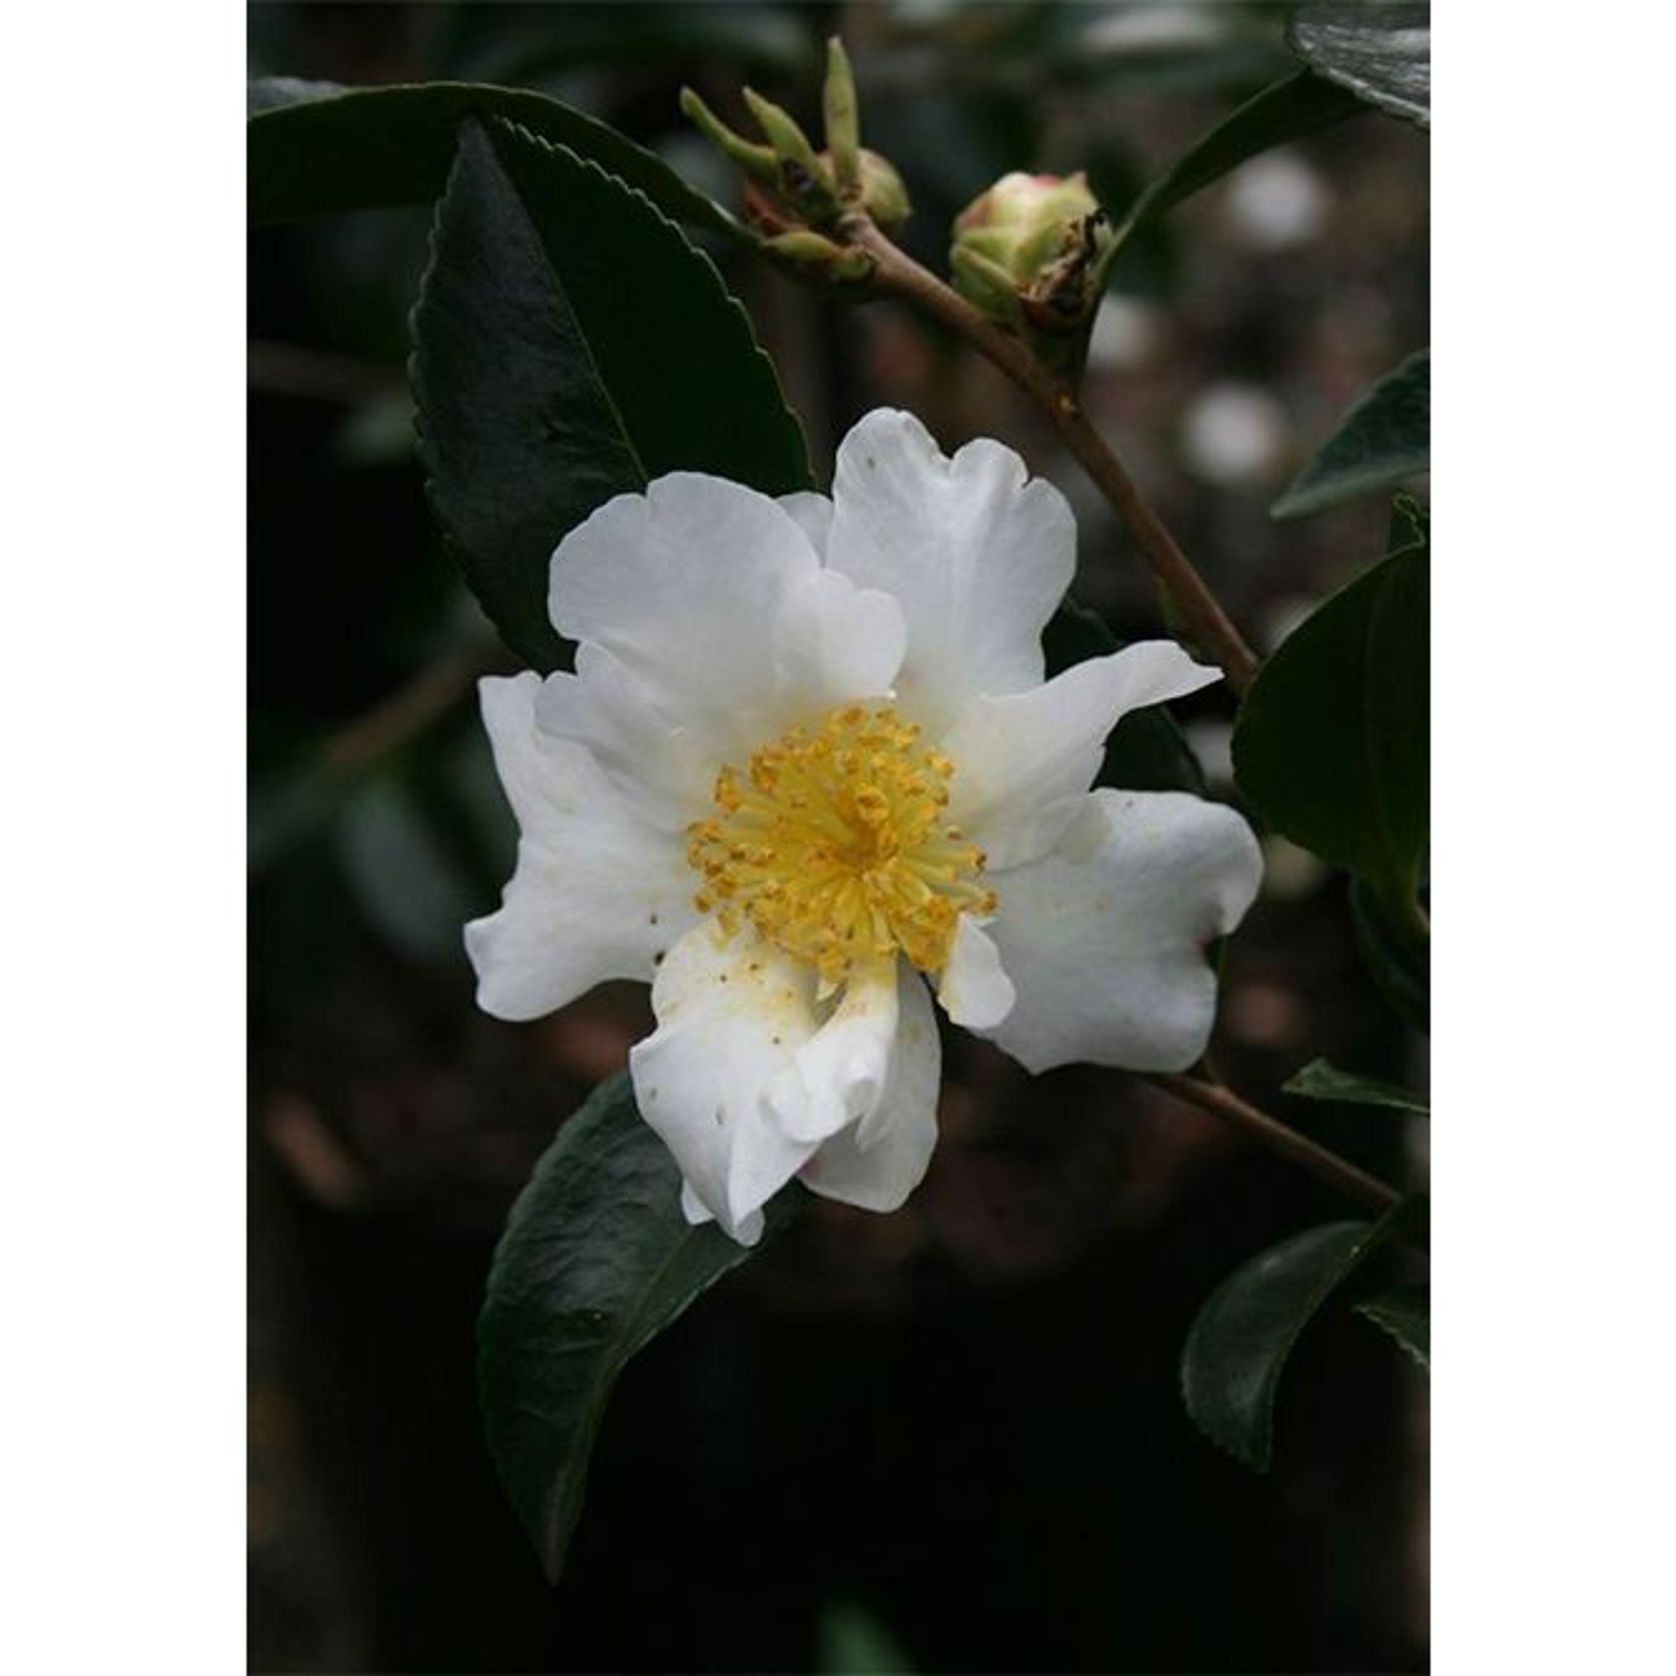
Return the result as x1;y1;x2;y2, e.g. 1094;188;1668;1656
950;171;1116;375
954;172;1104;283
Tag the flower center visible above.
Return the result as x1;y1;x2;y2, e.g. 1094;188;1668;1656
686;703;997;989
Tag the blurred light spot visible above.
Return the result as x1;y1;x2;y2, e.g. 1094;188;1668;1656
266;1095;363;1210
886;0;970;23
539;999;639;1082
1181;383;1288;484
1261;835;1328;902
816;1598;916;1675
336;779;478;964
1183;718;1233;789
1260;593;1319;653
1080;6;1225;53
1226;151;1329;250
1086;295;1162;372
333;391;417;468
1224;979;1306;1049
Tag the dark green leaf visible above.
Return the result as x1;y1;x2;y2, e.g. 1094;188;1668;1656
409;124;639;669
1285;1058;1428;1114
1273;350;1429;518
1356;1285;1429;1370
492;122;811;491
1042;595;1207;795
248;79;743;239
1287;3;1430;129
1232;498;1428;902
409;120;813;670
479;1072;798;1582
1350;874;1429;1033
1106;69;1365;265
1181;1197;1418;1470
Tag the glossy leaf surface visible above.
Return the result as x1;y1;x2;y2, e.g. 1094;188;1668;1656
409;120;811;670
1350;875;1430;1034
1182;1197;1419;1470
1287;3;1430;129
1232;499;1429;902
1273;350;1429;518
479;1073;796;1581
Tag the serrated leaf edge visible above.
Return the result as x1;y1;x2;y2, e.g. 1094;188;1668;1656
248;78;748;237
1180;1220;1372;1471
405;119;623;671
490;116;814;492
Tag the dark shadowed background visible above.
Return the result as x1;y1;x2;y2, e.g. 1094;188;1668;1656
249;4;1429;1670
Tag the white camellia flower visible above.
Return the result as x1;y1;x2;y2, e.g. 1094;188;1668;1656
468;410;1262;1243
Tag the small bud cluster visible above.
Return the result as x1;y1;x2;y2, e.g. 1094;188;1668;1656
683;40;1115;383
682;39;909;282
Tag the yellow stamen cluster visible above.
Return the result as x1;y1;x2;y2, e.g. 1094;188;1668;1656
687;704;997;989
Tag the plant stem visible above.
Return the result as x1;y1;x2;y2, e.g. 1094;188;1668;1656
248;339;404;405
841;216;1261;693
1148;1072;1400;1214
817;219;1388;1212
323;639;509;776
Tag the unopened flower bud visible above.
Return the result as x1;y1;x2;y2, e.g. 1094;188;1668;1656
853;148;910;233
822;37;862;193
951;171;1116;375
949;244;1025;329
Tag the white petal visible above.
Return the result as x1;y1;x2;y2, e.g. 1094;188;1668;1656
533;647;710;830
770;958;902;1144
772;569;907;719
799;967;942;1212
548;473;820;762
979;789;1263;1074
824;409;1076;733
628;924;822;1241
936;915;1017;1029
942;640;1222;870
464;675;692;1020
778;490;833;557
678;1182;765;1244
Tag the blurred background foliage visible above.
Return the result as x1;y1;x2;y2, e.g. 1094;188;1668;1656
248;3;1428;1670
